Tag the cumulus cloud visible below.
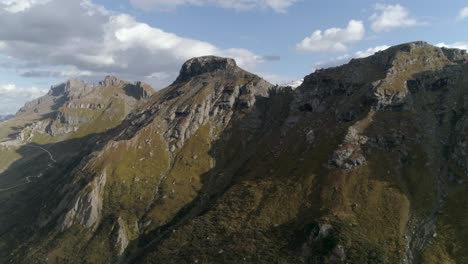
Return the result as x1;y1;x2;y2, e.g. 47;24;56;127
313;45;390;70
458;6;468;20
129;0;297;13
296;20;365;53
436;42;468;51
354;45;391;58
370;4;419;32
20;68;94;78
0;0;271;114
0;0;264;86
0;84;48;114
0;0;51;13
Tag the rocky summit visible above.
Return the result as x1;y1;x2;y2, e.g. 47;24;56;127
0;42;467;264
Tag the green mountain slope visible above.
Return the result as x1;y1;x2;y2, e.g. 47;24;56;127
0;43;467;264
0;76;154;262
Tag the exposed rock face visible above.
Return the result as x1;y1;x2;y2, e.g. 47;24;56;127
59;171;107;231
163;75;270;151
125;81;153;100
115;56;271;152
112;217;130;256
300;223;344;263
8;75;155;141
175;56;238;82
305;129;315;144
65;103;105;109
100;75;124;87
1;43;468;264
441;47;467;61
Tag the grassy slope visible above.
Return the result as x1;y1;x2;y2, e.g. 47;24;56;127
421;64;468;264
0;85;150;264
139;47;460;264
4;47;468;264
421;185;468;264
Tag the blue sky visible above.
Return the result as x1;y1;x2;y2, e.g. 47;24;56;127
0;0;467;115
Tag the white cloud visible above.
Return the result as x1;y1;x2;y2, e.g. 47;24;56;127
280;79;303;88
354;45;390;58
313;45;389;70
129;0;297;13
20;67;95;78
458;6;468;20
0;0;51;13
0;0;264;89
0;84;48;114
370;4;418;32
0;0;272;114
436;42;468;51
296;20;365;52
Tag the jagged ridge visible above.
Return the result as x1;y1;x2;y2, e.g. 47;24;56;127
0;42;467;264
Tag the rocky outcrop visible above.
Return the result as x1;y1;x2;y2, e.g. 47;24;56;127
2;43;468;264
163;79;271;151
99;75;124;87
115;55;272;152
112;217;130;256
300;223;345;264
329;113;372;169
124;82;153;100
175;56;239;83
305;129;315;144
441;47;468;62
65;102;105;109
59;171;107;231
8;75;155;142
14;120;50;143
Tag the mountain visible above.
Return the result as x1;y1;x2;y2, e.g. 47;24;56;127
0;76;154;262
0;42;467;264
0;114;13;123
0;76;153;144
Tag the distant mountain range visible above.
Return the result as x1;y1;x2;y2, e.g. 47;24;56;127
0;114;13;123
0;42;467;264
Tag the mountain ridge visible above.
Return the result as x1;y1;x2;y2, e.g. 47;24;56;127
0;114;13;123
0;42;467;264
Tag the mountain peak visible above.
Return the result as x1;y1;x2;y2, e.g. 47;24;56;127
176;56;238;82
99;75;124;87
371;41;467;64
3;41;468;264
66;78;87;87
392;40;430;50
45;79;87;97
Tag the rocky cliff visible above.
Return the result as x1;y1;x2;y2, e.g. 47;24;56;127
0;42;467;264
1;76;153;145
0;76;154;263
